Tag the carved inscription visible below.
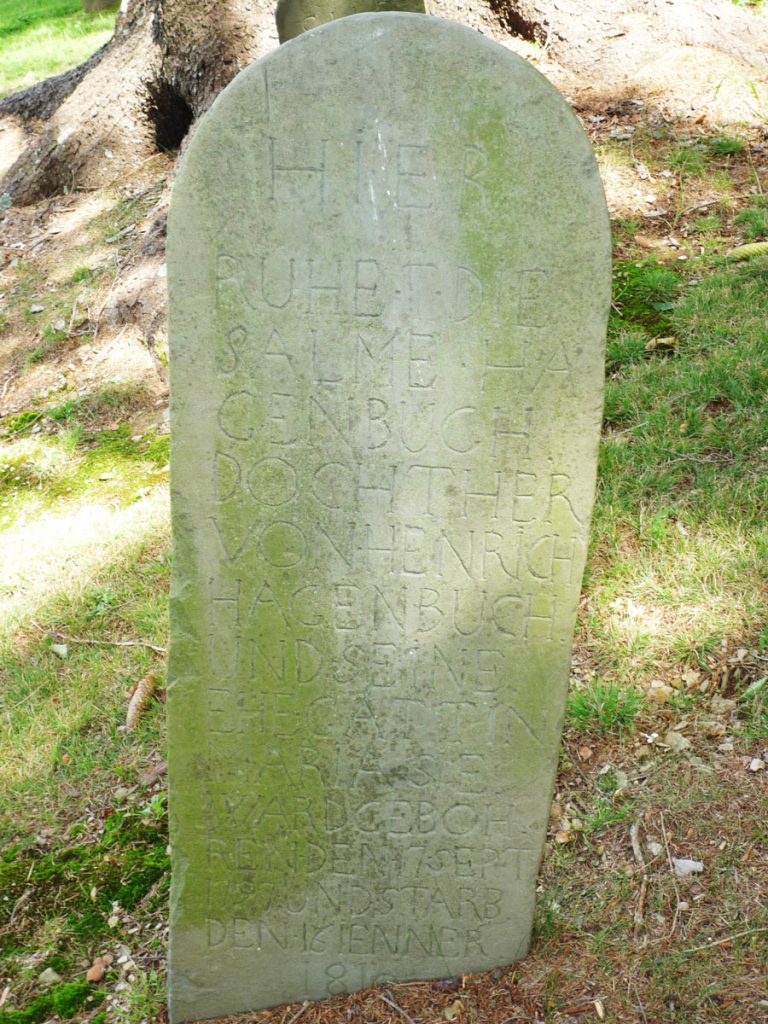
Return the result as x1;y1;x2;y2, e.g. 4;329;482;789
197;144;586;977
168;17;609;1018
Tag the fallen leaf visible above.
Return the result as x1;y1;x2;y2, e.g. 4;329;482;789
139;759;167;787
635;233;667;250
672;857;704;877
433;977;461;992
51;643;68;659
28;304;44;314
645;335;679;353
748;758;765;772
444;999;463;1021
704;721;727;737
711;696;737;714
86;957;110;983
649;679;673;704
664;729;691;753
555;830;574;844
682;667;701;689
578;745;594;761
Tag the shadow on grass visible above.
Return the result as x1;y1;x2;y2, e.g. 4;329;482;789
583;255;768;677
0;529;170;1022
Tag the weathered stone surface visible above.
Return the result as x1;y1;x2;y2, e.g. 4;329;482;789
276;0;425;42
167;13;610;1023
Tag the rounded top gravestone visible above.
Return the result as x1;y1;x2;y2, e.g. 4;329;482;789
167;12;610;1024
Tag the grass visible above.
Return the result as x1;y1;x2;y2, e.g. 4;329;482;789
0;384;169;532
566;681;644;734
0;979;105;1024
707;136;746;156
610;258;681;331
0;0;117;98
586;252;768;678
88;194;144;243
735;195;768;240
670;143;707;177
738;677;768;737
0;536;170;782
0;533;170;1022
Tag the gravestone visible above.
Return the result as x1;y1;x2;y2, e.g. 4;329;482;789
276;0;425;42
167;11;610;1024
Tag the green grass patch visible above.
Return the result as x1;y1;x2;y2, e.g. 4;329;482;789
0;979;105;1023
0;537;169;807
611;258;681;334
707;135;746;157
89;195;143;244
0;0;117;98
2;261;45;313
0;813;169;938
116;968;166;1023
24;323;69;366
0;385;168;537
586;254;768;677
3;383;159;437
738;676;768;737
0;526;169;1022
566;681;644;734
670;143;707;177
584;795;634;834
69;264;98;285
735;195;768;241
691;210;725;236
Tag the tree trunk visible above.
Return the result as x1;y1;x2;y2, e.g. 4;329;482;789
0;0;277;205
487;0;768;80
2;0;767;205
